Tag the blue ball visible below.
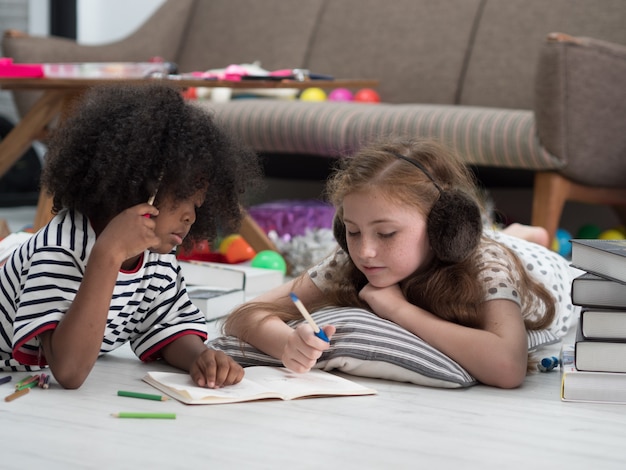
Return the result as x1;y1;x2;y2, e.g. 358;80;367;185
555;228;572;257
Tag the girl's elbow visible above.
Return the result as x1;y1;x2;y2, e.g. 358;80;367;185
49;366;89;389
485;356;527;389
491;369;526;389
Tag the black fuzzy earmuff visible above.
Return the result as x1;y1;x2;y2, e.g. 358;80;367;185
332;153;483;264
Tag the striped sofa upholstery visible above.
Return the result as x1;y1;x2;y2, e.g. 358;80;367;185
205;100;563;172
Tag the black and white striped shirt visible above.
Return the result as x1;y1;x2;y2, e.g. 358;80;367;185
0;209;207;371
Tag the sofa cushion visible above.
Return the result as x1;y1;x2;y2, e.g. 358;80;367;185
462;0;626;109
203;100;563;170
304;0;483;104
176;0;326;73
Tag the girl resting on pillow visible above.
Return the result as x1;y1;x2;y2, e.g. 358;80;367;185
223;137;575;389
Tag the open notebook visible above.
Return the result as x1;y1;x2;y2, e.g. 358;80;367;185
143;366;377;405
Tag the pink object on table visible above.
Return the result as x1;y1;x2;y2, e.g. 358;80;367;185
0;58;44;78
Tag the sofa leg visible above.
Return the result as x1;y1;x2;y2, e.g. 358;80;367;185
532;171;626;246
531;172;568;245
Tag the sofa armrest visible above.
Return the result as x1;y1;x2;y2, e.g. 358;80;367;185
534;32;626;187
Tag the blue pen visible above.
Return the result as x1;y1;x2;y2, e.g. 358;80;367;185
289;292;330;343
0;376;11;386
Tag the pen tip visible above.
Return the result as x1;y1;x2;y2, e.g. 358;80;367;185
289;292;298;302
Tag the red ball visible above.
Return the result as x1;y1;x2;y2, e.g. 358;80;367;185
354;88;380;103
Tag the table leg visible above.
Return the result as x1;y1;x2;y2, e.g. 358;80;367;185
239;212;277;253
0;90;68;176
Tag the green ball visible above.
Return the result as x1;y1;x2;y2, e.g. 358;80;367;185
576;223;602;239
251;250;287;274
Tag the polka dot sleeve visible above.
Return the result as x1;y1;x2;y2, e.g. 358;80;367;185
483;229;578;337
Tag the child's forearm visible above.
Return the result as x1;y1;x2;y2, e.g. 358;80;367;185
161;334;208;371
385;304;528;388
41;247;122;389
227;314;293;360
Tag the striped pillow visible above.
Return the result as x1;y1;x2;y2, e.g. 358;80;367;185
209;307;558;388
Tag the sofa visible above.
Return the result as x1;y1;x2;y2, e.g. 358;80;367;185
3;0;626;242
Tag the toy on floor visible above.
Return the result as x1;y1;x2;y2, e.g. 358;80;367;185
176;234;256;264
576;223;602;239
537;356;560;372
551;227;572;257
219;234;256;263
599;227;626;240
248;199;337;276
251;250;287;274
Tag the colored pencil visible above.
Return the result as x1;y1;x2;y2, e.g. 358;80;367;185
289;292;329;342
111;412;176;419
16;375;39;390
0;376;11;386
14;375;35;389
5;387;30;402
42;375;50;389
16;380;38;391
117;390;168;401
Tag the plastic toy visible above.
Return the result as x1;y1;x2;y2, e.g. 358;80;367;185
353;88;380;103
576;223;602;239
327;88;353;102
299;87;327;101
251;250;287;274
219;234;256;263
599;228;626;240
554;228;572;257
537;356;559;372
177;235;255;264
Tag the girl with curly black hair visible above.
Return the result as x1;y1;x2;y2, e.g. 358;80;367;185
0;84;262;389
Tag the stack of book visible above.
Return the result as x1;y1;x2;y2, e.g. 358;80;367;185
561;239;626;403
180;260;285;323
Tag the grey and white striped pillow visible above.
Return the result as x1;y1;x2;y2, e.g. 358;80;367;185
209;307;557;389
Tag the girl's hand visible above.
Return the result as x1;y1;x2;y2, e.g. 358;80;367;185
281;323;336;373
190;348;244;388
359;283;407;321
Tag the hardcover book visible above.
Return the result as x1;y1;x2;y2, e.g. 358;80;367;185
561;344;626;404
186;286;245;322
570;239;626;284
571;272;626;309
179;260;284;299
574;322;626;373
143;367;377;405
580;308;626;340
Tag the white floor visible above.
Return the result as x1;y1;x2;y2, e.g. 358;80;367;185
3;204;626;468
0;204;37;233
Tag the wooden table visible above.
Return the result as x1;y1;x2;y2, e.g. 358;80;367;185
0;76;378;250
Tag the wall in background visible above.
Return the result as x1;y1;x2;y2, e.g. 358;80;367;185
76;0;163;44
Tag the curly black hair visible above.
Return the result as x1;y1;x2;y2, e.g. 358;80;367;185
41;83;262;250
